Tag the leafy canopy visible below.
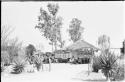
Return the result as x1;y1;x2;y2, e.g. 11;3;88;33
68;18;84;43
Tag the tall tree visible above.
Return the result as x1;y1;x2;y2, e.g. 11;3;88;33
98;35;110;51
35;3;64;71
35;3;63;52
68;18;84;43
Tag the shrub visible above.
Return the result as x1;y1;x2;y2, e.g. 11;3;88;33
25;44;36;64
92;56;101;72
11;63;25;74
33;55;43;71
25;55;34;65
98;51;119;81
34;62;41;71
11;56;26;74
1;51;10;66
110;65;125;81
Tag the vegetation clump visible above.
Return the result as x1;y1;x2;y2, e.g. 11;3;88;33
92;50;124;81
11;57;26;74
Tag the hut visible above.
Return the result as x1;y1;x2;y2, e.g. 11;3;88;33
54;50;71;63
66;40;98;64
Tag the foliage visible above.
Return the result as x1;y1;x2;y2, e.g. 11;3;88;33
11;63;25;74
110;64;125;81
68;18;84;43
35;3;64;51
25;44;36;64
98;51;119;80
1;51;10;66
98;35;110;51
47;3;59;16
26;44;36;56
1;25;14;51
33;54;43;71
11;56;26;74
25;55;35;65
92;56;101;72
92;50;124;81
1;26;23;65
7;37;23;63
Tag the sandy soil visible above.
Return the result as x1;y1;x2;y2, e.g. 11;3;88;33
1;63;108;82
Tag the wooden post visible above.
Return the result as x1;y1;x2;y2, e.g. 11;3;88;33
88;56;90;76
41;56;44;71
49;57;51;72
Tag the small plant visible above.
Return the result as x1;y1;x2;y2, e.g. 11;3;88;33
34;62;41;71
33;55;43;71
11;57;26;74
11;63;25;74
25;55;35;65
92;56;101;72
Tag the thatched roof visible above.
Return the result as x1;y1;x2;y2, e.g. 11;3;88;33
54;49;70;54
66;40;98;51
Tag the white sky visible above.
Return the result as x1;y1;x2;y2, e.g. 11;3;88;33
1;1;125;52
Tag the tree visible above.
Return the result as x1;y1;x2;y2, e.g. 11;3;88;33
35;3;64;71
1;25;23;63
7;37;23;63
1;51;10;66
35;3;63;52
1;25;14;51
68;18;84;43
98;35;110;51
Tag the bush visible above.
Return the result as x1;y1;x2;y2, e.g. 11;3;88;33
25;44;36;64
11;56;26;74
1;51;10;66
92;50;125;81
92;56;101;72
33;55;43;71
110;65;125;81
98;51;119;81
34;62;41;71
11;63;25;74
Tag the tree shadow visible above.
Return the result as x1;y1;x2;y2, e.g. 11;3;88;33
72;78;107;82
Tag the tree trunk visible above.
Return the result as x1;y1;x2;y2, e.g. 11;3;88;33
52;42;53;52
41;62;44;71
106;73;111;82
107;77;111;82
54;41;57;51
49;57;51;72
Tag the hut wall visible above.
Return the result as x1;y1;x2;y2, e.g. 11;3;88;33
55;53;72;59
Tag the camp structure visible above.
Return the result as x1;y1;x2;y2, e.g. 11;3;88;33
66;40;98;64
54;50;71;63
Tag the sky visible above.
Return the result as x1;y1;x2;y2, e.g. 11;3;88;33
1;1;125;52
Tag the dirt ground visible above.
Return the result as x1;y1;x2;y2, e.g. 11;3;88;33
1;63;111;82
